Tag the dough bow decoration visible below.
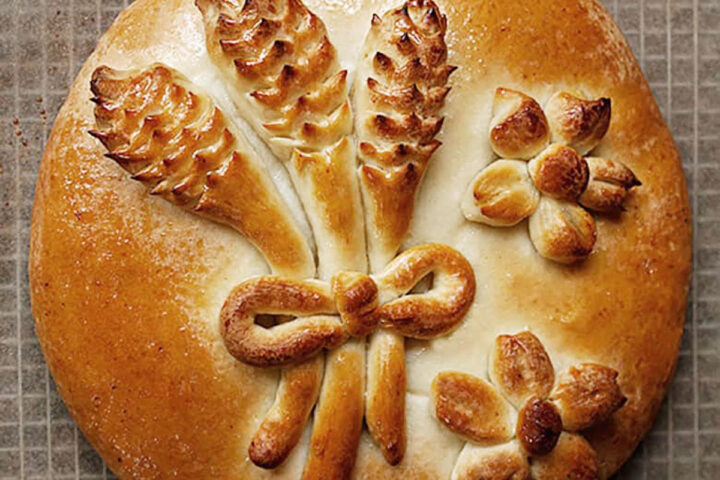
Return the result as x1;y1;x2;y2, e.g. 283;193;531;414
431;331;626;480
462;88;641;264
220;243;475;367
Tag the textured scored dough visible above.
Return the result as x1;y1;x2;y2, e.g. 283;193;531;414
30;0;690;479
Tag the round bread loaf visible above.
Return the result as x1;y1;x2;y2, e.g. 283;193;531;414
30;0;691;478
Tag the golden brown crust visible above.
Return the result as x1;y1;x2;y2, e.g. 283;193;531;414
30;0;692;478
249;356;324;468
451;443;530;480
88;64;220;208
528;196;597;264
528;144;589;202
196;0;342;142
286;133;364;276
431;372;514;444
89;64;314;278
490;88;550;160
462;160;540;227
489;331;555;409
360;162;428;266
545;91;612;155
354;0;453;271
365;330;407;466
301;339;366;480
515;397;562;456
31;4;281;474
580;157;641;213
551;364;627;432
530;433;600;480
197;0;365;277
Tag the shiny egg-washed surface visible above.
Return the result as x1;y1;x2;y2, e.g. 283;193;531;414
2;0;715;479
25;0;692;477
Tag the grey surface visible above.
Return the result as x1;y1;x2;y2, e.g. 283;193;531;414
0;0;718;478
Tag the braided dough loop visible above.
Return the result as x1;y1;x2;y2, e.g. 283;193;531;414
373;243;477;339
220;243;476;367
219;277;345;367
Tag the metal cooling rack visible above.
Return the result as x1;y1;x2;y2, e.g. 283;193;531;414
0;0;717;478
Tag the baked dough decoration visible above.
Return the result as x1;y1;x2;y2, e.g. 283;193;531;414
89;0;474;475
219;242;475;368
196;0;366;278
353;0;454;271
88;64;314;278
352;0;455;465
83;1;653;477
192;0;456;473
462;88;641;263
195;0;369;474
430;331;626;480
220;241;475;471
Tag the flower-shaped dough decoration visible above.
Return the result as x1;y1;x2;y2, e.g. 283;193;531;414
462;88;641;263
431;331;626;480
